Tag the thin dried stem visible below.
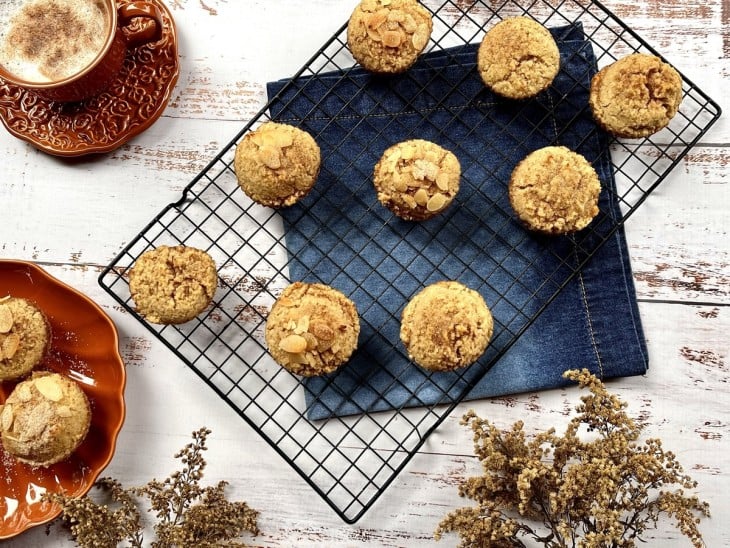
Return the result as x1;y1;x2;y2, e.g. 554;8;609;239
435;369;710;548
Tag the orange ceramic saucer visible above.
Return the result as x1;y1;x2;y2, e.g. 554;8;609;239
0;260;126;539
0;0;179;157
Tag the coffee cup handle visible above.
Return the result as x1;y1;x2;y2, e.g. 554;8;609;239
118;1;164;49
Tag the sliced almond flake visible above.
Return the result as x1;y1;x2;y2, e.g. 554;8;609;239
249;132;264;147
382;30;403;48
401;145;417;160
22;410;48;438
366;24;382;42
366;10;387;29
285;351;308;365
412;26;429;50
413;188;430;206
258;146;282;170
2;333;20;360
0;304;13;334
402;14;417;33
1;404;13;431
35;376;64;402
402;194;417;209
393;175;408;192
279;334;308;354
427;192;448;212
17;383;32;402
435;172;451;191
293;315;310;335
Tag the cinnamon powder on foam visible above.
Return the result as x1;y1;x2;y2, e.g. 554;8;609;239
2;0;107;82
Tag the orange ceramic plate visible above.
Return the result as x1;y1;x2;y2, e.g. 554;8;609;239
0;260;126;539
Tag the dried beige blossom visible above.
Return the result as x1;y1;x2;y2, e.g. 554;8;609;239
435;369;710;547
45;428;259;547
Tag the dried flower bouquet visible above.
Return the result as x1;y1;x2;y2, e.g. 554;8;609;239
436;369;709;547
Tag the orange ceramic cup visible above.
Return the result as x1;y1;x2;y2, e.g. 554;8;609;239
0;0;163;102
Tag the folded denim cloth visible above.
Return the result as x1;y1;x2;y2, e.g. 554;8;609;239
266;22;648;420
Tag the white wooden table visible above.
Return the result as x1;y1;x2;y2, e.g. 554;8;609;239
2;1;728;545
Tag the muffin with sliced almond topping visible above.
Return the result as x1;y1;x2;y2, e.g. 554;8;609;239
0;296;51;382
234;121;321;208
265;282;360;377
0;372;91;467
373;139;461;221
347;0;433;74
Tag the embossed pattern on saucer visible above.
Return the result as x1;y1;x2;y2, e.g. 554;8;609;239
0;0;179;157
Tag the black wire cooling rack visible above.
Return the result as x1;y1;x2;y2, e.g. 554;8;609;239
99;0;720;523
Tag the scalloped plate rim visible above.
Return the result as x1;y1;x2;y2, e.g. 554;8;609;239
0;259;127;539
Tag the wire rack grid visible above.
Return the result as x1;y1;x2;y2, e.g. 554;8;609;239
99;0;720;523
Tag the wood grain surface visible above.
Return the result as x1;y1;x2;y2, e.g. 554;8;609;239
1;0;727;546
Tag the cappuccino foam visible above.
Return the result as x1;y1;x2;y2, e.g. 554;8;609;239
0;0;109;83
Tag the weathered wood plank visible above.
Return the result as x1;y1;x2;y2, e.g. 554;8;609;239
1;0;727;545
3;263;727;547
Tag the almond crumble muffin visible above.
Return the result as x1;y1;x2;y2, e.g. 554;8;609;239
400;281;493;372
589;53;683;138
509;146;601;235
347;0;433;74
0;296;50;382
1;372;91;467
128;245;218;324
234;121;321;208
477;16;560;100
373;139;461;221
265;282;360;377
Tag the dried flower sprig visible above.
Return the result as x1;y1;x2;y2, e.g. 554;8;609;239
435;369;710;547
45;427;260;547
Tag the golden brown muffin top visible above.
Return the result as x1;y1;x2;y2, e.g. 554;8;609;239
589;53;683;138
400;280;493;371
0;296;50;381
129;245;218;324
477;16;560;99
1;372;91;467
234;122;321;208
347;0;433;74
509;146;601;235
265;282;360;377
373;139;461;221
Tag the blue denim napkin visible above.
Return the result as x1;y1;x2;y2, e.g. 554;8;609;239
266;23;648;420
